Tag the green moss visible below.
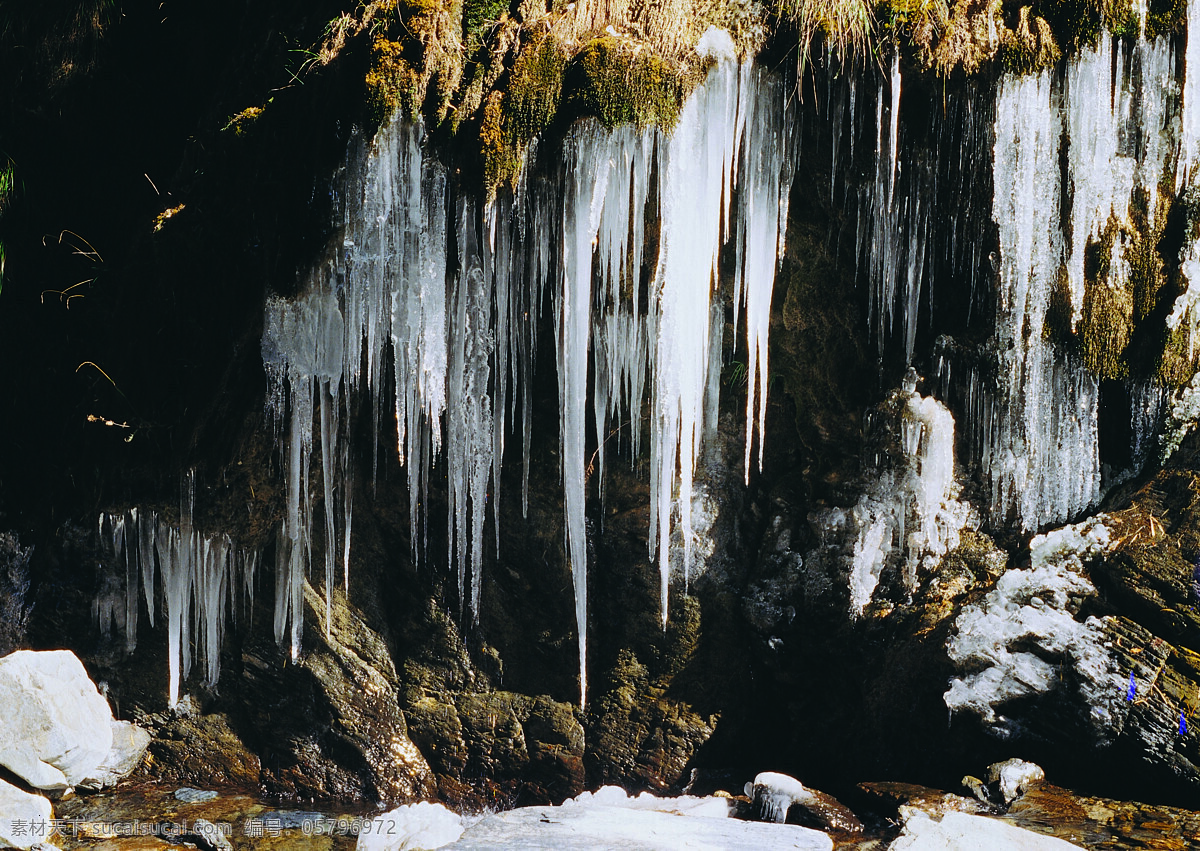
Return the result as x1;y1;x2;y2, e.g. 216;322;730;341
1034;0;1103;53
1128;188;1169;323
220;106;264;136
366;37;421;124
567;36;700;131
506;34;568;148
1157;325;1198;388
1145;0;1186;38
1081;277;1134;380
1079;216;1134;379
463;0;509;54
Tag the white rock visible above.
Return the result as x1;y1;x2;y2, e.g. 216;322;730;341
0;777;53;849
890;808;1084;850
0;650;113;791
78;719;152;791
357;801;464;851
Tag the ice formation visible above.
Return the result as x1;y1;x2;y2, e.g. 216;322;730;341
944;516;1122;734
356;801;464;851
97;475;260;708
839;376;973;616
926;34;1184;532
746;771;811;823
262;42;796;706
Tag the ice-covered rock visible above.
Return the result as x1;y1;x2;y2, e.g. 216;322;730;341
77;719;152;790
0;650;113;792
987;759;1045;805
356;801;464;851
746;771;810;823
890;808;1083;849
944;517;1122;734
0;777;53;849
444;787;832;850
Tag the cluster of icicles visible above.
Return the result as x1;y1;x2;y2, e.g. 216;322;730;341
264;30;798;708
96;472;260;708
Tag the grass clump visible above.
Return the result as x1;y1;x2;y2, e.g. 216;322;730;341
462;0;509;55
1000;6;1061;74
567;36;700;131
777;0;875;70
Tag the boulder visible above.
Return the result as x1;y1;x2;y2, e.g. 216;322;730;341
78;719;152;790
0;777;53;849
0;650;112;791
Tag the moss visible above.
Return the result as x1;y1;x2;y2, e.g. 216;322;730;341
1157;325;1198;388
366;37;422;124
567;36;701;131
929;0;1003;75
1044;262;1077;347
505;33;567;148
480;90;515;189
221;106;265;136
1000;6;1062;74
1081;277;1134;380
1079;216;1134;379
1034;0;1103;54
1128;188;1169;323
1145;0;1187;38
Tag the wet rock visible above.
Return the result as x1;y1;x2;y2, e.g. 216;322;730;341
1005;783;1200;850
175;787;219;803
0;776;53;849
890;807;1084;849
146;712;262;789
859;782;994;817
78;719;152;790
297;583;435;803
0;649;113;792
191;818;234;851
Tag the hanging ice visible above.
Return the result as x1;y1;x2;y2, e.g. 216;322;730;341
260;36;797;709
97;491;259;708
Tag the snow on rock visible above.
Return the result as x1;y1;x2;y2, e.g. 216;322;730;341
745;771;811;823
986;759;1045;805
944;517;1122;735
356;801;464;851
77;719;152;791
0;650;113;792
444;787;832;850
890;808;1083;850
0;776;52;849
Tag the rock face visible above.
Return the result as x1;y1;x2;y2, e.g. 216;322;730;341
0;649;113;792
0;777;53;850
